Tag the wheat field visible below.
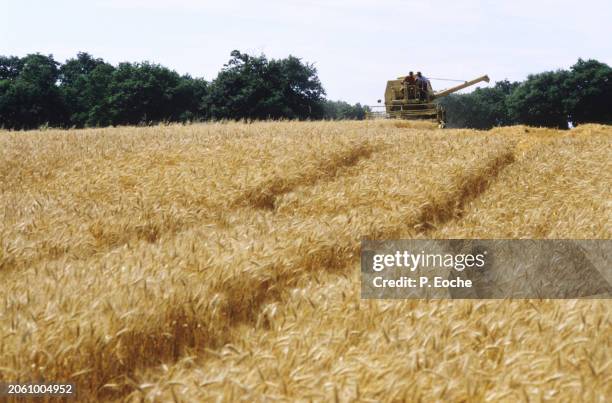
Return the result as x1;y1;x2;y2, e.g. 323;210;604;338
0;120;610;402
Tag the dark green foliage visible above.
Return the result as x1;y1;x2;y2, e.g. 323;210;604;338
439;80;519;129
440;59;612;129
208;50;326;120
0;50;332;129
60;52;115;127
171;76;208;123
0;54;67;129
107;62;204;125
0;56;24;80
0;53;210;129
61;56;209;127
322;100;369;120
565;59;612;125
1;52;610;130
507;70;571;128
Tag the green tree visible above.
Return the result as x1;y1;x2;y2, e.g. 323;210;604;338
439;80;519;129
436;94;470;128
208;50;325;120
169;75;208;122
5;51;606;130
322;100;368;120
0;56;24;80
565;59;612;125
0;54;67;129
60;52;115;127
507;70;571;128
107;62;204;125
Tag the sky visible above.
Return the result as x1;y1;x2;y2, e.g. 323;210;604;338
2;0;611;104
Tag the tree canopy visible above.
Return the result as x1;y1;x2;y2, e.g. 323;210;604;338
0;54;66;129
1;53;611;130
322;100;368;120
439;59;612;129
1;50;358;130
565;59;612;125
208;50;326;120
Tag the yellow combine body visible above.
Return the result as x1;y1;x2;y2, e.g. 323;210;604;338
367;74;490;127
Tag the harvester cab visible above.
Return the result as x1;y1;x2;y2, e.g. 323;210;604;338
367;74;490;128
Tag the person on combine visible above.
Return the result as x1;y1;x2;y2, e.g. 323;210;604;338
403;71;417;99
403;71;416;85
415;72;429;101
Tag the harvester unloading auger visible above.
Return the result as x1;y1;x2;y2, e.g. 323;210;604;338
366;74;490;127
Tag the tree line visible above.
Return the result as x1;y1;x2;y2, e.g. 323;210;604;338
0;50;367;129
1;52;610;130
438;59;612;129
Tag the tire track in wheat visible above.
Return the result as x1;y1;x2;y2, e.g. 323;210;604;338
415;150;516;234
1;125;524;401
232;142;382;210
120;128;612;402
0;138;383;274
89;136;518;400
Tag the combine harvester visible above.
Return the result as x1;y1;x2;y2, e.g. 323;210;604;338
367;74;490;127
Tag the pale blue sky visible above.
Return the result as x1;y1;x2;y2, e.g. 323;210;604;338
2;0;610;104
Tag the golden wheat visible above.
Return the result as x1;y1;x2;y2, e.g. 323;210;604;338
0;120;610;402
